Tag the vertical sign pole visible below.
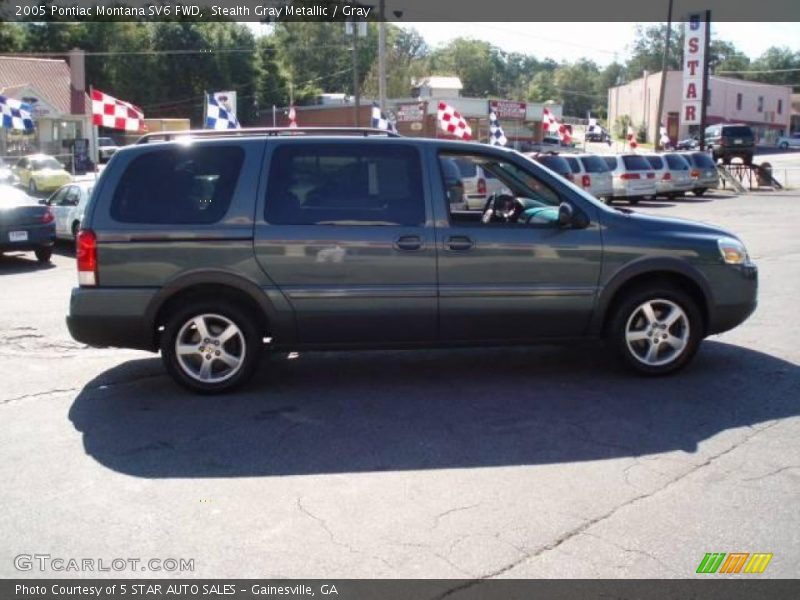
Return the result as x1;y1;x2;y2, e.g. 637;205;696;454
699;11;711;151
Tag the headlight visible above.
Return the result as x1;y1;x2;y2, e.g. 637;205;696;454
718;237;749;265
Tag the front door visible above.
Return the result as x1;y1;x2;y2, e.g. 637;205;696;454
433;150;603;342
253;141;437;345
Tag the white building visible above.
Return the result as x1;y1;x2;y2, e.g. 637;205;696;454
608;70;792;145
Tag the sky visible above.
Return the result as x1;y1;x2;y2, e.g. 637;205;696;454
400;22;800;66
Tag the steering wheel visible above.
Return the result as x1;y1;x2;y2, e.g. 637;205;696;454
481;193;522;224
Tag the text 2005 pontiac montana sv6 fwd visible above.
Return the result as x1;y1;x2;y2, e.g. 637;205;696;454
67;128;757;393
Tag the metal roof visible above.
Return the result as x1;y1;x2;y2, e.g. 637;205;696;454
0;56;90;116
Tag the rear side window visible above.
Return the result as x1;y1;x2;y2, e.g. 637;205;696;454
111;146;243;224
563;156;581;173
265;144;424;226
579;155;609;173
645;156;664;169
665;154;689;170
622;155;652;171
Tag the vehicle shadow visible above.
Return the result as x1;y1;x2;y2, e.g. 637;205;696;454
54;239;76;257
68;341;800;479
0;252;55;274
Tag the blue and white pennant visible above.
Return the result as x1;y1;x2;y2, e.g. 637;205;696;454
0;95;34;131
205;94;240;130
488;111;507;146
371;103;396;133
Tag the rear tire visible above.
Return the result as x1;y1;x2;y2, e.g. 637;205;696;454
71;221;80;239
160;300;262;394
34;247;52;263
628;197;640;205
779;142;788;150
607;284;702;375
694;188;707;196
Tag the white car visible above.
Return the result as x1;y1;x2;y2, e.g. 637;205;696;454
603;154;657;205
563;154;613;203
643;153;694;198
97;137;120;162
452;158;510;210
44;182;94;239
776;133;800;150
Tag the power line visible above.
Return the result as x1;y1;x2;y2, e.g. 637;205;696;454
717;67;800;74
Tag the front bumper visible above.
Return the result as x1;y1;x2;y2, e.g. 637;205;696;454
706;263;758;335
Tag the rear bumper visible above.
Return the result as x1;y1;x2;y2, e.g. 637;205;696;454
67;287;159;351
0;223;55;251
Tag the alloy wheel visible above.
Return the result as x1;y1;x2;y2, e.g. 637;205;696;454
174;313;246;384
624;299;690;367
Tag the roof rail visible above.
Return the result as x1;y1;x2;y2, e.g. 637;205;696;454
136;127;401;144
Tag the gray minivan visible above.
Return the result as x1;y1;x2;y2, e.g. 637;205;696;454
68;128;757;393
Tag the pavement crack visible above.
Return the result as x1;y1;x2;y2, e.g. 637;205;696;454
1;387;78;405
432;421;781;599
296;497;392;571
742;465;800;482
432;503;481;529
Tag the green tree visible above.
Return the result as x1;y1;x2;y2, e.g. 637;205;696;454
427;38;498;96
256;36;289;112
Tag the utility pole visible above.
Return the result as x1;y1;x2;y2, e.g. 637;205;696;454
655;0;674;151
378;0;387;112
698;10;711;151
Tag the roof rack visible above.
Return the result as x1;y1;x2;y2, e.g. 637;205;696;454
136;127;401;144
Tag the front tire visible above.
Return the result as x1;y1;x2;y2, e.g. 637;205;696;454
694;188;707;197
779;142;788;150
160;301;262;394
607;284;703;375
628;197;640;205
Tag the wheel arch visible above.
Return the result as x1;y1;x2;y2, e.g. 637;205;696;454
593;258;713;337
144;271;291;349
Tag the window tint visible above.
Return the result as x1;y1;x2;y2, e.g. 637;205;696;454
579;155;609;173
645;156;664;169
265;144;424;226
563;156;581;173
622;155;652;170
453;158;477;178
535;155;571;174
602;156;617;169
111;146;243;224
722;126;753;138
665;154;689;170
690;152;716;168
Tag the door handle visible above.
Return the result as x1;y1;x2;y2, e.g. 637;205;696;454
445;235;474;251
394;235;423;251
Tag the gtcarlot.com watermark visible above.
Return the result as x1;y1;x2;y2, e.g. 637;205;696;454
14;554;195;573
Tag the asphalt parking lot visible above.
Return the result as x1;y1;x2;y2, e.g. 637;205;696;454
1;189;798;580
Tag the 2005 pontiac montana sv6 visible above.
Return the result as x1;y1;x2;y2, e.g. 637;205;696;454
67;128;757;393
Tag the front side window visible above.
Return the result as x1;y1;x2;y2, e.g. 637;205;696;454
111;146;243;224
439;152;563;226
265;144;424;226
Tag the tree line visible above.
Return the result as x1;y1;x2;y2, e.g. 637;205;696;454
0;21;796;125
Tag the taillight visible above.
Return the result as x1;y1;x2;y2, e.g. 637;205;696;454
662;172;672;180
41;207;54;224
581;174;591;188
620;173;640;180
477;178;486;195
76;229;98;287
691;169;700;179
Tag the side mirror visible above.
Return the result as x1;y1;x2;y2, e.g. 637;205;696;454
557;202;573;227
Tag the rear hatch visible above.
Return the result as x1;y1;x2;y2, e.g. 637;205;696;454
722;126;754;149
621;155;657;193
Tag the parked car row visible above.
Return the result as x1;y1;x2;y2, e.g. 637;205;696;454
525;151;720;205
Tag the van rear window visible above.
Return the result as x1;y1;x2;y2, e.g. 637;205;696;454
645;156;664;169
579;155;609;173
665;154;689;170
622;155;652;171
722;126;753;138
563;156;581;173
690;152;716;168
111;146;243;224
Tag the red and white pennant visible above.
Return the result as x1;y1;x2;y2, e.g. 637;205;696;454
437;101;472;140
91;88;145;132
542;107;571;144
627;125;638;150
